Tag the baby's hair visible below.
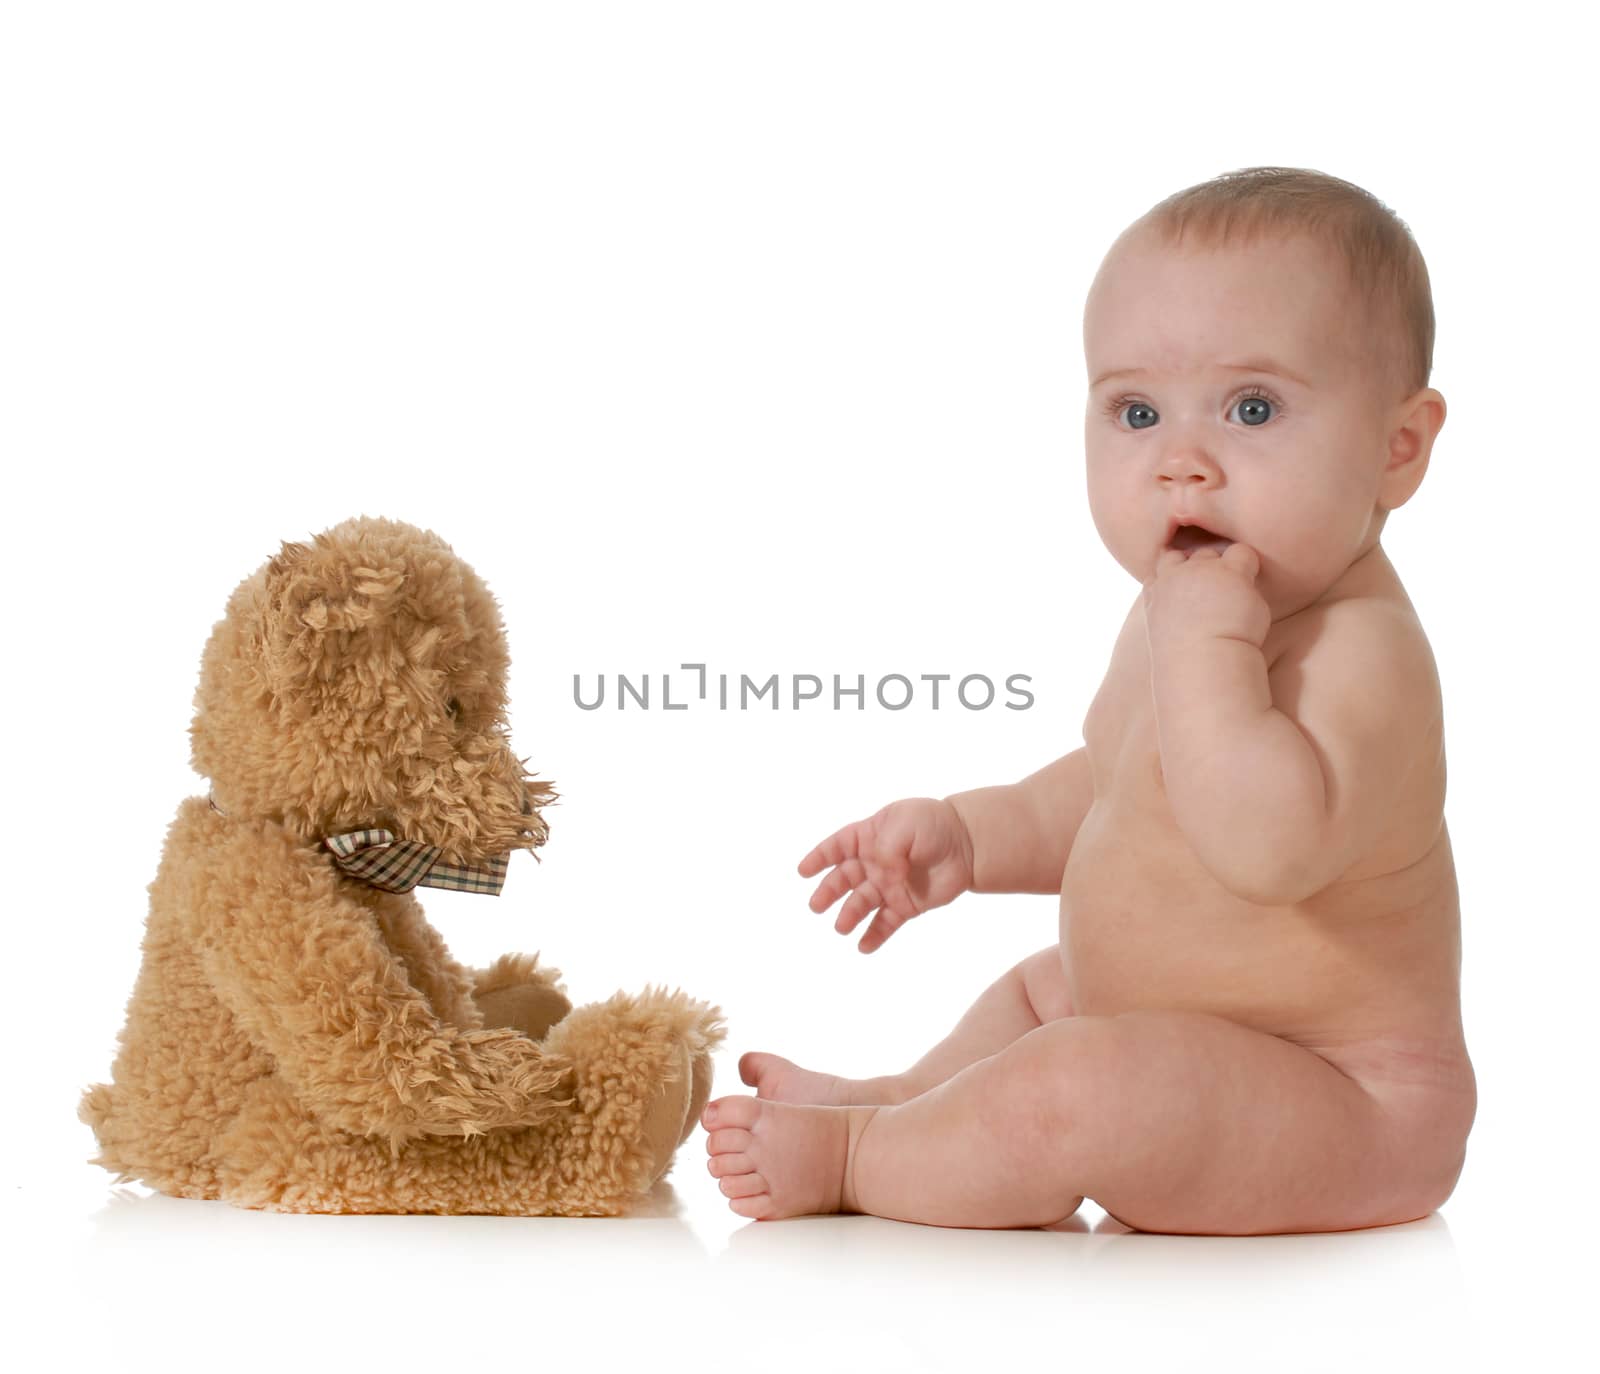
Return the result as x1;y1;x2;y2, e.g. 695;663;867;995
1135;166;1435;401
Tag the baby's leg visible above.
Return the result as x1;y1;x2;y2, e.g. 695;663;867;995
707;1009;1465;1233
741;945;1074;1106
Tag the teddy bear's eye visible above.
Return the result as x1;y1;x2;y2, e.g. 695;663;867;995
446;697;462;721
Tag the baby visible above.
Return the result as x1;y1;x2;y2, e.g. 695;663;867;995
702;166;1477;1235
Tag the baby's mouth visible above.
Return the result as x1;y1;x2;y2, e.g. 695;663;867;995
1168;522;1234;554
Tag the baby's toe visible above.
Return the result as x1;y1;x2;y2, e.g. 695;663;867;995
704;1126;752;1156
738;1050;790;1086
706;1151;754;1178
703;1095;762;1131
728;1192;774;1220
719;1171;768;1199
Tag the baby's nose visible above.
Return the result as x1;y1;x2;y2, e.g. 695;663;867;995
1159;446;1221;482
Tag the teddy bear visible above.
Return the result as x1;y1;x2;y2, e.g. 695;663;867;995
79;515;724;1214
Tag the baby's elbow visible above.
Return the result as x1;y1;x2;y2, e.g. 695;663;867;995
1217;851;1323;908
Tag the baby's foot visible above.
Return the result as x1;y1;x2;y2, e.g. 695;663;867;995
702;1094;878;1220
739;1051;904;1106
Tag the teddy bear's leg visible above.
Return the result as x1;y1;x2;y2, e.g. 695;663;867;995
471;953;573;1041
78;1081;226;1201
210;1073;556;1216
543;988;726;1192
209;992;724;1215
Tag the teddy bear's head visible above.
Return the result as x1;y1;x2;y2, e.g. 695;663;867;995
191;516;554;864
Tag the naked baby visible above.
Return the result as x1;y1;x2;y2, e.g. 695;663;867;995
702;166;1477;1235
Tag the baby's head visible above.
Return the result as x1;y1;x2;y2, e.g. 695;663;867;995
1082;166;1446;617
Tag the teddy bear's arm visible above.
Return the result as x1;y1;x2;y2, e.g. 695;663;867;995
195;841;572;1148
374;900;484;1029
377;909;571;1040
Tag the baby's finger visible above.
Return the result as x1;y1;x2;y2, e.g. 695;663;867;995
807;861;861;914
834;883;882;935
797;824;862;878
858;908;901;954
1155;548;1187;572
1221;541;1260;578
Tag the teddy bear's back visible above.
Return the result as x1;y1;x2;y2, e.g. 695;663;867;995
80;798;278;1195
81;795;502;1193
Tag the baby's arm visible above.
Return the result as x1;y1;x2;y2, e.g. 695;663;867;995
1153;597;1433;905
946;746;1096;895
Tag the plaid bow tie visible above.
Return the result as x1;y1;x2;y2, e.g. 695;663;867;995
207;795;508;895
322;829;510;896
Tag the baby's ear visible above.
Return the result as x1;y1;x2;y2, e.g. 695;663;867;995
258;537;408;702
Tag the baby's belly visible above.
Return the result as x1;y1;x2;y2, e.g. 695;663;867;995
1060;797;1465;1053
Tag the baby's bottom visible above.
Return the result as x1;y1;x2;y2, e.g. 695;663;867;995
704;946;1466;1234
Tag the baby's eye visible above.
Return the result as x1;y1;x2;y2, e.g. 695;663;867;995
1105;397;1159;430
1232;389;1278;426
1101;386;1282;430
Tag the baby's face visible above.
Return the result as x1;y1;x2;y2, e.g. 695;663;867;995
1082;228;1401;618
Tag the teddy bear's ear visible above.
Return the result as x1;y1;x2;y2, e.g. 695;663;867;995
265;539;310;587
258;536;409;702
264;538;407;634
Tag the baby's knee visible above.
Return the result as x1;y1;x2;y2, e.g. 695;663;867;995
989;1018;1115;1143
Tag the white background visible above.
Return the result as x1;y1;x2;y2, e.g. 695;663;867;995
4;3;1592;1370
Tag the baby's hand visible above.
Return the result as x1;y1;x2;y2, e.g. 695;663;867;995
797;798;975;953
1142;541;1270;651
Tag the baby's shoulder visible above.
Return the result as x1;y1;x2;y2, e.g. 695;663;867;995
1275;589;1435;660
1269;593;1442;730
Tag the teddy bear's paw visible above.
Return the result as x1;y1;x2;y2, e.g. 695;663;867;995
680;1045;715;1150
472;953;573;1041
474;951;565;994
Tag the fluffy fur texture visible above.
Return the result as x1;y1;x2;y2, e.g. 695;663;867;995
80;516;724;1214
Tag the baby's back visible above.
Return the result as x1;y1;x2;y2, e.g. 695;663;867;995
1061;564;1471;1097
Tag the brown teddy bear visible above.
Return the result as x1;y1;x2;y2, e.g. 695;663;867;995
79;515;724;1214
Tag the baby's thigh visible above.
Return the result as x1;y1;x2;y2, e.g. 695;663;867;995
1028;1010;1432;1234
